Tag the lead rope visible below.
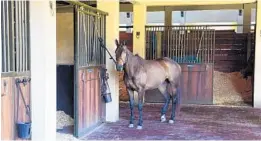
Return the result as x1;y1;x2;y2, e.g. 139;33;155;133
16;78;31;122
91;12;117;65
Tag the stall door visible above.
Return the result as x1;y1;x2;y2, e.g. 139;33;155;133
145;64;214;105
73;7;106;138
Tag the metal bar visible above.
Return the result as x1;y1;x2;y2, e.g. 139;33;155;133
15;1;19;72
87;13;90;66
22;0;25;72
66;0;108;16
24;1;28;71
18;1;22;72
7;1;11;72
11;1;15;71
19;0;23;72
3;1;7;72
103;16;107;64
73;6;79;137
84;13;88;67
26;1;30;71
80;13;83;67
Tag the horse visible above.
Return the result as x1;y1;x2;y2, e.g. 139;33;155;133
114;39;182;130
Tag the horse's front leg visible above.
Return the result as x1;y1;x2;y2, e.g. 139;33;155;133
137;90;145;130
127;88;135;128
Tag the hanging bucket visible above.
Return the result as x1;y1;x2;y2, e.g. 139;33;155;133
16;122;31;139
103;93;112;103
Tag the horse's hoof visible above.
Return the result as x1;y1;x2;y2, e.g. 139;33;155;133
128;124;134;128
136;126;143;130
161;115;166;122
169;120;174;124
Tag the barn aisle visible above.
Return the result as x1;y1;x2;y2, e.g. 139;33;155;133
84;103;261;140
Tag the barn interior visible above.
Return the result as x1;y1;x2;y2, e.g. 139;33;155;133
54;0;256;140
119;6;256;107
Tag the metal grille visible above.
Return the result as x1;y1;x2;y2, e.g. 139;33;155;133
1;1;30;73
146;26;215;64
76;7;106;68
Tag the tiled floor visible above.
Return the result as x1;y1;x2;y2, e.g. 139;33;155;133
84;103;261;140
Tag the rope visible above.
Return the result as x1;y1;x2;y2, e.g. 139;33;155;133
91;13;117;65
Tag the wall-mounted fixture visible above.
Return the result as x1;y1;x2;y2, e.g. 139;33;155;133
49;1;54;16
136;31;140;38
239;9;242;16
181;11;184;17
126;12;130;18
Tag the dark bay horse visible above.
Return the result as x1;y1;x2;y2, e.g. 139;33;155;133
114;39;182;130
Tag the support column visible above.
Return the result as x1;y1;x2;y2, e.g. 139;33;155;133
243;4;252;60
133;4;147;58
97;1;120;122
254;0;261;108
164;6;172;26
243;4;252;33
30;1;56;140
0;1;2;139
133;3;147;104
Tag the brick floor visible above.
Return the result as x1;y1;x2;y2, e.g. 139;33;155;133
84;103;261;140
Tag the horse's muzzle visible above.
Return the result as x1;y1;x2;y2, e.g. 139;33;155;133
116;64;123;71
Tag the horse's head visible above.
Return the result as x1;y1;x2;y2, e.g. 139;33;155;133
115;39;128;71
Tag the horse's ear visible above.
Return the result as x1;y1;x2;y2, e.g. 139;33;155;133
115;39;120;47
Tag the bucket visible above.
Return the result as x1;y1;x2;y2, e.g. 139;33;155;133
16;122;31;139
103;93;112;103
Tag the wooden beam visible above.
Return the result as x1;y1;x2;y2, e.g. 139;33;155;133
136;0;257;6
120;3;256;12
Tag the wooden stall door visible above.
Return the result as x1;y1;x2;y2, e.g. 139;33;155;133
1;77;15;140
75;67;105;138
180;64;213;104
145;64;213;105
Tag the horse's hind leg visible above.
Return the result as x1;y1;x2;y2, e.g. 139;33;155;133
169;86;179;124
158;82;171;122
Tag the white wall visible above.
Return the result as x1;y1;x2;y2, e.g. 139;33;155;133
56;9;74;65
30;1;56;140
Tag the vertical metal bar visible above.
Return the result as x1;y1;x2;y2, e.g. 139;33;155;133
95;16;98;65
73;6;79;137
3;1;7;72
83;13;85;67
207;27;210;64
11;1;15;71
22;0;25;72
19;0;22;72
15;1;18;72
87;12;90;65
24;1;28;71
103;16;107;65
6;1;11;72
80;13;83;67
26;1;30;71
101;15;104;64
146;27;150;59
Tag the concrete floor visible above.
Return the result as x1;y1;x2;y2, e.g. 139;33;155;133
84;102;261;140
